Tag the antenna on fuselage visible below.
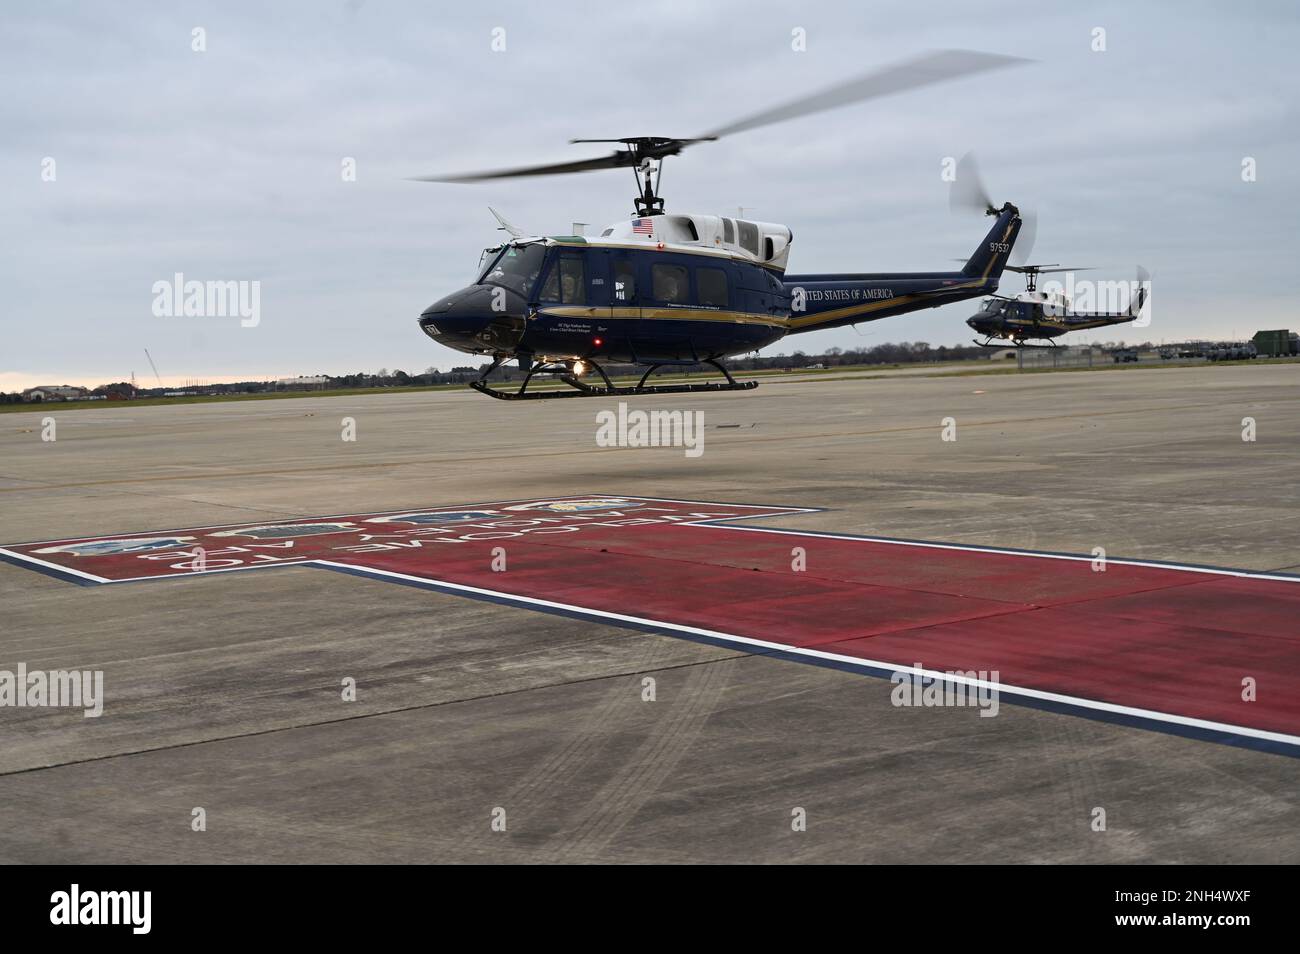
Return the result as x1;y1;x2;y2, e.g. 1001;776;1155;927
488;207;526;239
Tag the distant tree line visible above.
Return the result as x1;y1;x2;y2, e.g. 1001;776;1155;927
10;339;1175;403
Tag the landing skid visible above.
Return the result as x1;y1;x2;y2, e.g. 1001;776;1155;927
973;337;1062;350
470;357;758;401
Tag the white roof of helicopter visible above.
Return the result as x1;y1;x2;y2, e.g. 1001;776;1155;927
592;214;793;270
489;212;794;271
1011;288;1071;305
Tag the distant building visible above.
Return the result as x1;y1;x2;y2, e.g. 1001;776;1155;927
276;375;330;390
22;385;89;402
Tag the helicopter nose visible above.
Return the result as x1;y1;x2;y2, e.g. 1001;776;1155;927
418;285;527;353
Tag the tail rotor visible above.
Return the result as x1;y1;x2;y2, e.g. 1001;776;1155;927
949;151;1037;264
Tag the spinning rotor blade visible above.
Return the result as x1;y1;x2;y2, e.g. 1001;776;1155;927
950;150;1039;264
702;50;1028;139
1005;265;1096;275
1134;265;1151;314
410;152;630;183
1012;205;1037;265
415;50;1028;184
949;151;994;215
568;137;715;147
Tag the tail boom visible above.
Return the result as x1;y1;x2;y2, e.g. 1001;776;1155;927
783;205;1023;334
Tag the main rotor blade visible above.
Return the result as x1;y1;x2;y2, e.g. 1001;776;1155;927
410;152;629;183
701;49;1028;140
568;137;715;147
1005;265;1096;274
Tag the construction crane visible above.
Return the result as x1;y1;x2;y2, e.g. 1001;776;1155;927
144;349;163;387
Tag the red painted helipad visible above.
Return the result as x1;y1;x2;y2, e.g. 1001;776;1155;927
4;494;1298;755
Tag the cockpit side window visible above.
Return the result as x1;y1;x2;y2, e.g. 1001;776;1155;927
559;256;586;304
539;253;586;304
480;243;547;296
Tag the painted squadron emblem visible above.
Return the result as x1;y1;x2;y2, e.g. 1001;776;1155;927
210;523;357;539
504;498;643;513
34;536;196;557
367;511;500;525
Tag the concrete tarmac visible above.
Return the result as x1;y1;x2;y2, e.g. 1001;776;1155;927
2;362;1298;863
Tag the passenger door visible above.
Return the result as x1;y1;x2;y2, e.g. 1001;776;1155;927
632;258;698;363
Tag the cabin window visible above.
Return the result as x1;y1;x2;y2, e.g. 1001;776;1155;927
722;218;734;244
613;260;637;303
737;220;760;256
696;267;728;308
651;263;689;304
538;254;586;304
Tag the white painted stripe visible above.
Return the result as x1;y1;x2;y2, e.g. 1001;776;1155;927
3;494;813;547
0;548;110;583
92;560;313;583
311;559;1300;751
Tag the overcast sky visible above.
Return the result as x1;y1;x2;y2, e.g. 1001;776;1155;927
3;0;1298;388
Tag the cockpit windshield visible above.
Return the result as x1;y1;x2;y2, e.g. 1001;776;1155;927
475;246;504;283
479;243;547;296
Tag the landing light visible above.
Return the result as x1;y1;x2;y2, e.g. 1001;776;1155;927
573;360;589;376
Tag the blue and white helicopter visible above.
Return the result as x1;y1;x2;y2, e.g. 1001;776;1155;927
415;50;1033;400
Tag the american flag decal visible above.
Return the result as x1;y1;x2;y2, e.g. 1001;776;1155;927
631;218;654;235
